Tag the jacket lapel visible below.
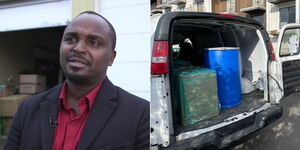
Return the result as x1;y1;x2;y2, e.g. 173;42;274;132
40;86;61;150
76;78;118;150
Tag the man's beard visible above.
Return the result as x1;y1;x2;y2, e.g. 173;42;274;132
64;71;89;84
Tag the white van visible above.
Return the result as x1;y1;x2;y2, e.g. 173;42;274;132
150;12;300;149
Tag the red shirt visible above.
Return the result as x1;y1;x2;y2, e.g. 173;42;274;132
51;82;102;150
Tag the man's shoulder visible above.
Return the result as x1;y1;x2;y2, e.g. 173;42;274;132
21;85;61;106
115;86;149;106
112;86;149;122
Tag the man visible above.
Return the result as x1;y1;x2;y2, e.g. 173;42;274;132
4;11;149;150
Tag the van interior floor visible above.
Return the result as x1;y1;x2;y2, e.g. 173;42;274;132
176;90;266;134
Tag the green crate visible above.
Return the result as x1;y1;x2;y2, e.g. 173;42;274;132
173;66;219;126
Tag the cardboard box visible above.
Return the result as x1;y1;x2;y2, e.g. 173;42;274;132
0;94;31;117
19;74;46;94
19;74;46;84
0;85;12;98
19;84;46;94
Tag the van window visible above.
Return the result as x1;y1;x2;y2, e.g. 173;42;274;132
279;28;300;56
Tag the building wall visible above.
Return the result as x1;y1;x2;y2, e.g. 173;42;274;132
237;0;252;17
0;0;70;87
267;1;295;32
0;0;71;32
155;0;265;17
151;0;267;32
96;0;151;100
267;1;295;48
212;0;227;13
72;0;95;18
0;1;70;96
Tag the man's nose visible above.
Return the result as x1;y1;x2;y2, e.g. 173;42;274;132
72;40;86;53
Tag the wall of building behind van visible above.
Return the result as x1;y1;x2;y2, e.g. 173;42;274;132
267;1;293;48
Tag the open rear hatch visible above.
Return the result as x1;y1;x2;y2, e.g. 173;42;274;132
167;13;270;141
151;12;284;149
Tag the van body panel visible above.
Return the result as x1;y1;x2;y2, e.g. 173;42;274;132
158;104;282;150
268;61;284;103
176;103;271;141
151;12;285;149
272;24;300;102
150;75;173;147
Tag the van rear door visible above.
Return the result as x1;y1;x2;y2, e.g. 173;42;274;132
269;24;300;103
151;12;271;148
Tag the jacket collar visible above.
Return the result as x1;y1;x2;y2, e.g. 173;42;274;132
39;77;118;150
40;85;61;150
76;77;118;150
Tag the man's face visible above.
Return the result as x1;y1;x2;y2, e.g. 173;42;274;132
59;14;116;84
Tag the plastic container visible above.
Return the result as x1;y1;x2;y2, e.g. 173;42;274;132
204;47;242;108
172;66;219;126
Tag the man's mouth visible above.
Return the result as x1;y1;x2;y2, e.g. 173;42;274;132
67;57;88;68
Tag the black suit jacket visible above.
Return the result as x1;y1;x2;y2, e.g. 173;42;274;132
4;78;149;150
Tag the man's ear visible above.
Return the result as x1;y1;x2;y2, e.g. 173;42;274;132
108;50;116;66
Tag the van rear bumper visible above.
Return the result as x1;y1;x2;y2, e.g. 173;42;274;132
161;104;283;150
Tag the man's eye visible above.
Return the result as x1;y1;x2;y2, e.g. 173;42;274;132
89;40;101;47
64;36;77;43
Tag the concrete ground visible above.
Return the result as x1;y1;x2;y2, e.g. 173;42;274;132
231;92;300;150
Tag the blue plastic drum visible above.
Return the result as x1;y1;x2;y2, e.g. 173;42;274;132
204;47;241;109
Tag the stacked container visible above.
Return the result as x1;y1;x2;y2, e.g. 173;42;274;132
173;66;219;126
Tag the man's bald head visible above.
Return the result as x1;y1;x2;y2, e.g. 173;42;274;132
68;11;117;50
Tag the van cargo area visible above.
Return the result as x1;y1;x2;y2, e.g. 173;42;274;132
170;19;269;134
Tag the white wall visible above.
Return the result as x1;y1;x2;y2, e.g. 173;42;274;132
0;0;71;32
96;0;151;100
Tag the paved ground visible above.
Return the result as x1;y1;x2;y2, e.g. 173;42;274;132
231;92;300;150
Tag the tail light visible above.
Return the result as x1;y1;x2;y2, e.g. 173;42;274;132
151;41;169;74
268;40;276;61
218;13;234;18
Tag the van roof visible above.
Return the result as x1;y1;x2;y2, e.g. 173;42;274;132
154;11;264;41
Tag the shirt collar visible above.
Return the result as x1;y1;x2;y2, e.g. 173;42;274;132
59;81;102;110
